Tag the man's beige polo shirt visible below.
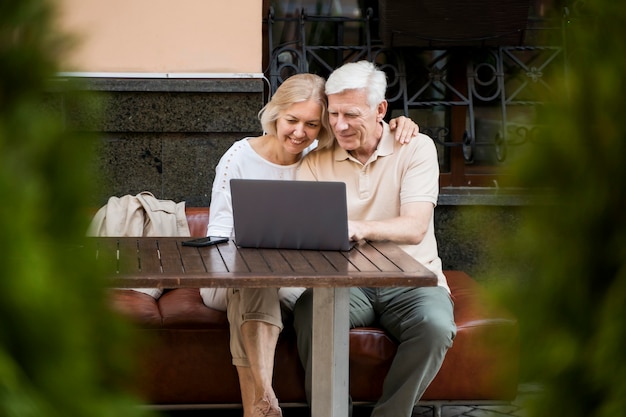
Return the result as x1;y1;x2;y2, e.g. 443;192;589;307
297;122;449;291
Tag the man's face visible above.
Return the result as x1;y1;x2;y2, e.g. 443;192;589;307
327;89;386;152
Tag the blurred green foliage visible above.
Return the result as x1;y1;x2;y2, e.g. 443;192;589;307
487;1;626;416
0;1;154;416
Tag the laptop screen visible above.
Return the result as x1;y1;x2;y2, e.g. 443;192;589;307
230;179;353;251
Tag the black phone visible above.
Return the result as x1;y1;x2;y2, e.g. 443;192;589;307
181;236;229;247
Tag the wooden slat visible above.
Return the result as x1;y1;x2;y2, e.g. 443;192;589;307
137;238;161;274
156;239;184;274
279;249;316;272
215;240;249;273
352;241;400;272
116;238;140;275
237;248;271;273
368;241;434;275
95;238;120;275
345;243;382;272
108;271;437;289
258;249;294;273
299;250;337;272
318;250;355;272
178;244;209;274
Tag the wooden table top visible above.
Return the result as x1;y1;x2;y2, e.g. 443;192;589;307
87;237;437;289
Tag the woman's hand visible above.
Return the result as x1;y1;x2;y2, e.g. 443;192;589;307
389;116;419;144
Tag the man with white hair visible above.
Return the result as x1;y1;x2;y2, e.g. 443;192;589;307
293;61;456;417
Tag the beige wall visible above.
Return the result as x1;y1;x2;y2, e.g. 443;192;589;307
57;0;262;74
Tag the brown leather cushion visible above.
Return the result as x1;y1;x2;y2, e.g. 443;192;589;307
107;289;162;328
109;273;518;404
347;271;519;402
424;271;519;400
159;288;228;329
109;288;306;404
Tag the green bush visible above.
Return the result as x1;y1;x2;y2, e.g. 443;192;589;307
0;1;154;416
491;1;626;416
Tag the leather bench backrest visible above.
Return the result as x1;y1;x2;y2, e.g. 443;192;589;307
185;207;211;237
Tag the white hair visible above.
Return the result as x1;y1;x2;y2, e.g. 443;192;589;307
325;61;387;109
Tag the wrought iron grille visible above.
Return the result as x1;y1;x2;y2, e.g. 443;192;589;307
265;4;569;186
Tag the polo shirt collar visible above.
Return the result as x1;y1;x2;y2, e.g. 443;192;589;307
376;122;394;157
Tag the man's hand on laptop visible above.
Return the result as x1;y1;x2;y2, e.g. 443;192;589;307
348;220;367;242
349;211;428;245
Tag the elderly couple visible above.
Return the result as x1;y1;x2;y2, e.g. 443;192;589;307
199;61;456;417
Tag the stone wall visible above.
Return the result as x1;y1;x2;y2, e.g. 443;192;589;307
51;77;265;207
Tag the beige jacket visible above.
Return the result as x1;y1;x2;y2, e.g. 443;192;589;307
88;192;190;238
87;192;190;298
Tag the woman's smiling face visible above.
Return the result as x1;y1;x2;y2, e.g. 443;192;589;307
275;99;323;155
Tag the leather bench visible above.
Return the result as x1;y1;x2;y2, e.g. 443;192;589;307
109;207;519;413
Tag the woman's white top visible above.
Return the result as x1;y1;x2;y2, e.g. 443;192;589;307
200;138;312;311
206;138;304;238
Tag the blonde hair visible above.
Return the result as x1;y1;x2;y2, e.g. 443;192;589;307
259;74;333;149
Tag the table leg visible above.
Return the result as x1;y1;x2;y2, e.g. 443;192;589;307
311;287;350;417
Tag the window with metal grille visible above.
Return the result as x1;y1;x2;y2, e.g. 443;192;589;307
263;0;569;188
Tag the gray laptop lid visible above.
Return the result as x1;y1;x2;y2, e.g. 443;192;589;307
230;179;353;251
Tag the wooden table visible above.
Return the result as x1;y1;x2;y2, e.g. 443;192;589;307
89;237;437;417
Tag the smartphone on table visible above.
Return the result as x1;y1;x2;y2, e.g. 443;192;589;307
181;236;229;247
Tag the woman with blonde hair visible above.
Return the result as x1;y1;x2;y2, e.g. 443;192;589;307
200;73;418;417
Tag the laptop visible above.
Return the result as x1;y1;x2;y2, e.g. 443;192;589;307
230;179;354;251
